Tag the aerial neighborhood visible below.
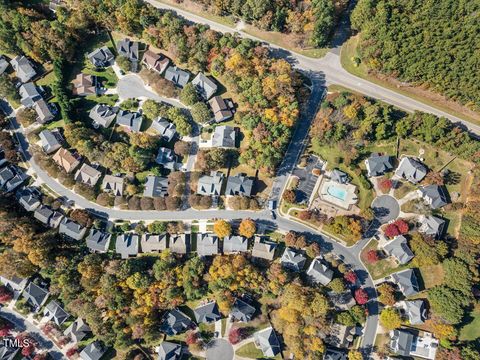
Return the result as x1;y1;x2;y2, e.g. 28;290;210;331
0;1;478;360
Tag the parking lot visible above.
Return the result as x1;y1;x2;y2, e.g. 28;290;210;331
292;156;323;204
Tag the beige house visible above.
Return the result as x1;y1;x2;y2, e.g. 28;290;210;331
53;148;80;173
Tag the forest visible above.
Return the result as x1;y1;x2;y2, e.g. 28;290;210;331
351;0;480;110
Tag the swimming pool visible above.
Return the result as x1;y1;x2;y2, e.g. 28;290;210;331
327;185;347;201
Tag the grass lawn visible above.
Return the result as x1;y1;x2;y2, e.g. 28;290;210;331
83;64;118;88
360;240;408;279
393;180;416;199
460;305;480;341
235;342;269;359
418;264;444;290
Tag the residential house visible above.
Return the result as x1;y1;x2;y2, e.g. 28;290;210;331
89;104;117;128
141;233;168;253
33;98;55;124
365;153;394;177
323;348;347;360
418;185;449;209
251;236;277;261
395;157;427;183
157;341;182;360
10;56;36;83
34;205;54;226
223;235;248;253
64;318;92;343
142;49;170;74
0;276;28;297
0;56;9;75
59;218;87;240
102;175;124;196
164;66;190;88
307;257;334;285
401;300;427;325
225;174;254;196
53;148;80;173
197;171;225;196
80;341;107;360
418;215;446;239
331;169;349;184
169;233;190;254
0;166;14;188
209;96;234;123
151;118;177;142
197;234;219;257
116;110;143;132
383;235;414;265
115;233;140;259
156;147;179;170
230;297;256;322
0;341;19;360
49;211;64;228
87;46;115;68
72;73;97;96
389;329;438;360
117;38;140;62
39;129;62;154
3;167;27;192
191;73;217;100
281;247;307;272
43;300;70;326
325;324;356;349
85;229;112;253
254;327;281;357
160;308;194;335
22;282;49;311
17;187;41;211
143;176;168;197
391;269;420;297
75;164;102;187
328;290;356;311
19;82;41;107
212;125;236;148
193;301;221;324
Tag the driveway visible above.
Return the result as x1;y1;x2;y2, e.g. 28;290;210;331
206;339;234;360
371;195;400;224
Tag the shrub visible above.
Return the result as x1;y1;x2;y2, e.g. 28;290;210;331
365;249;379;263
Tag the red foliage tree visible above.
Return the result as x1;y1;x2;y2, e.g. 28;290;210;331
355;288;369;305
298;210;312;220
0;286;12;303
366;249;379;264
344;270;357;284
185;331;198;345
384;219;409;238
16;333;36;356
378;178;393;193
66;347;78;358
394;219;409;234
0;323;12;337
228;327;245;344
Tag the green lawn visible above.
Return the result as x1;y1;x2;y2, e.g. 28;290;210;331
360;240;409;280
235;342;282;359
460;305;480;341
393;180;416;199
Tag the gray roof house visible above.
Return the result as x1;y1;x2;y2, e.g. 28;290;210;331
39;129;62;154
331;169;349;184
0;275;28;296
151;118;177;142
169;234;190;254
75;164;102;187
392;269;420;297
225;174;254;196
87;46;115;68
418;215;446;239
418;185;449;209
395;157;427;183
0;341;19;360
365;153;394;177
212;125;236;148
101;175;124;196
223;235;248;253
0;166;14;187
325;324;355;349
389;329;439;359
307;257;334;285
59;218;87;240
34;205;54;225
156;147;179;170
22;282;49;311
157;341;182;360
89;104;117;128
383;235;414;265
0;56;9;75
44;300;70;326
160;309;194;335
194;301;221;323
141;233;168;253
10;56;36;83
251;236;277;261
117;38;140;62
34;98;55;123
209;96;234;123
85;229;112;253
142;49;170;74
230;298;256;322
254;327;281;357
389;329;414;357
192;73;218;100
3;168;28;192
116;110;143;132
80;341;107;360
49;211;65;228
19;82;41;107
17;187;41;212
323;348;348;360
144;176;168;198
281;247;307;272
197;234;219;257
197;171;225;196
403;300;427;325
115;233;140;259
64;318;91;343
164;66;190;88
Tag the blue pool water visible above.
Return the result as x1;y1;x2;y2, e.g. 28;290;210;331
327;185;347;201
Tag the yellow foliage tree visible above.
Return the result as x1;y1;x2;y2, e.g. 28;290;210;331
213;220;232;238
238;218;256;238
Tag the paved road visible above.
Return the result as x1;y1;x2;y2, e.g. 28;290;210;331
144;0;480;135
206;339;234;360
0;308;65;360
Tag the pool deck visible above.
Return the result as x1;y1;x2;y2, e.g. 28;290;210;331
319;179;358;210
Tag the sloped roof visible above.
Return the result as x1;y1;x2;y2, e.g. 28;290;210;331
10;55;36;82
80;341;107;360
72;73;96;96
225;174;254;196
193;301;221;323
141;233;168;253
252;237;277;260
53;148;80;173
160;309;193;335
390;329;414;356
19;82;41;107
156;147;178;170
419;185;449;209
59;218;86;240
101;175;124;196
44;300;70;325
64;318;91;343
23;282;49;308
331;169;349;184
280;247;307;271
395;157;427;183
87;46;114;67
117;38;139;62
151;118;177;141
75;164;101;186
157;341;182;360
404;300;427;325
418;215;445;238
383;235;414;265
39;130;61;154
197;171;224;196
197;234;219;256
85;229;112;253
231;298;256;322
212;125;236;148
254;327;281;357
115;233;139;259
165;66;190;88
89;104;116;128
116;110;143;132
307;257;333;285
365;153;394;177
209;96;233;122
392;269;419;297
223;235;248;253
142;49;170;74
144;176;168;198
34;98;54;123
169;234;189;254
192;73;218;100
